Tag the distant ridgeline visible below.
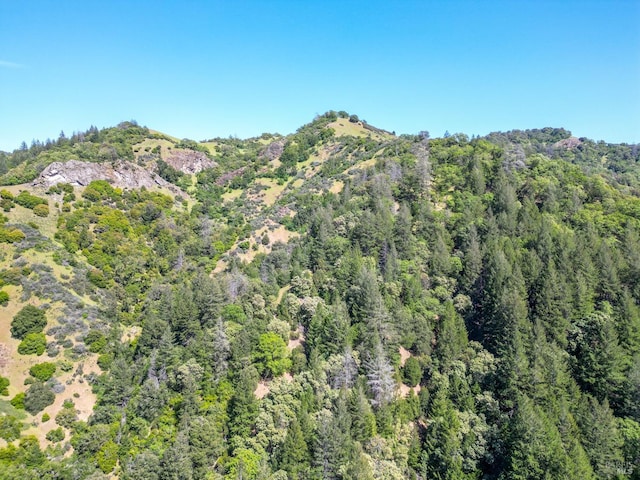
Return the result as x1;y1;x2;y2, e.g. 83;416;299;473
0;111;639;479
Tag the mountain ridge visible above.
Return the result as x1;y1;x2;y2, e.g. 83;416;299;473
0;111;639;479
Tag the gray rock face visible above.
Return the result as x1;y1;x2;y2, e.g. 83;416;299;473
259;140;285;161
165;149;216;174
33;160;185;196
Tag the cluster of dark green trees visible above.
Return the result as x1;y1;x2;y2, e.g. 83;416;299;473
1;115;640;479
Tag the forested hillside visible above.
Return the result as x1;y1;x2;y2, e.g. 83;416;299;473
1;112;639;479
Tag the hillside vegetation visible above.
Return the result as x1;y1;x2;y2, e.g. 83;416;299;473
0;111;640;479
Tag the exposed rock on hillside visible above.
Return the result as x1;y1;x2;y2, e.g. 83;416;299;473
33;160;185;196
554;136;583;149
259;139;285;161
165;149;216;174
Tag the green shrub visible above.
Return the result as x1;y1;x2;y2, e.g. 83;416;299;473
0;198;13;211
221;304;246;324
41;413;50;422
87;269;107;288
24;382;55;415
18;332;47;355
0;226;25;243
55;406;77;428
96;440;118;473
11;305;47;339
97;353;114;370
85;330;107;353
14;191;47;209
253;332;291;377
0;415;22;442
59;360;73;372
45;427;65;443
0;375;9;395
29;362;56;381
402;356;422;387
0;267;24;285
10;392;25;409
0;290;9;306
33;204;49;217
0;189;14;200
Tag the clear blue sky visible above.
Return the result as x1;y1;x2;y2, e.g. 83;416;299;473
1;0;639;151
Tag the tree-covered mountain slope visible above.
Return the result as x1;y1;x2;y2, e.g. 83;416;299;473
0;111;639;479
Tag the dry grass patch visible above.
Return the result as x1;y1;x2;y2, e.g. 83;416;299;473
327;119;371;138
22;354;99;448
329;180;344;194
255;178;288;207
217;222;300;269
399;346;412;367
0;298;72;400
201;141;219;156
132;138;176;160
222;189;243;203
276;285;290;304
148;129;180;142
327;119;391;141
398;383;421;398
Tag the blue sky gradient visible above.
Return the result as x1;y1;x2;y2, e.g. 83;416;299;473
1;0;639;150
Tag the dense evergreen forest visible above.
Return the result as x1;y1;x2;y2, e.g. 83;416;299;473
0;112;639;479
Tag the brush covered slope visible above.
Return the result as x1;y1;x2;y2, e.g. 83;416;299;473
0;111;639;479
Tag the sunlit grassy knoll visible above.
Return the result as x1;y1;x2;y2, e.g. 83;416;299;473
327;119;370;137
201;141;219;157
148;129;180;142
132;138;176;160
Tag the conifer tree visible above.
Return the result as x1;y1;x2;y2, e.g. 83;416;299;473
278;418;309;479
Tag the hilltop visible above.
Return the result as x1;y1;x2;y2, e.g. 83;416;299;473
0;112;639;479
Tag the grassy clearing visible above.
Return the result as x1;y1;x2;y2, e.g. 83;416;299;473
327;119;393;141
21;354;99;448
327;119;370;137
222;189;243;203
255;178;288;207
276;285;290;304
329;180;344;194
201;141;219;157
216;223;300;270
0;232;100;448
6;205;59;239
0;294;60;399
148;129;180;142
0;399;26;419
132;138;176;160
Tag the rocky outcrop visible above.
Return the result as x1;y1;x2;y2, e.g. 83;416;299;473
164;149;216;174
553;137;582;150
259;140;285;161
33;160;186;196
